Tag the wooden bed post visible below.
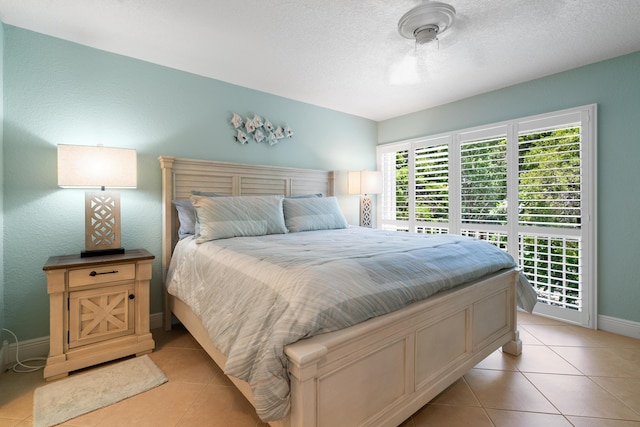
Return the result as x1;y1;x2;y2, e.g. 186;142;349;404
286;343;328;427
501;276;523;356
502;330;522;355
158;156;175;331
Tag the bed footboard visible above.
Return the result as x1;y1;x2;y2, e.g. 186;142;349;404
284;268;520;427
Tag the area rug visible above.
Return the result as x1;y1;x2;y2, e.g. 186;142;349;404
33;355;167;427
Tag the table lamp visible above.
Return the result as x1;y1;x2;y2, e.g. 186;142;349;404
348;170;382;227
57;144;137;257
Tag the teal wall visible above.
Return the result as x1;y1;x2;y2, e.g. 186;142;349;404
379;51;640;324
3;26;377;341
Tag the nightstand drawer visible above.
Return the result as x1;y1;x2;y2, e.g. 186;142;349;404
68;263;136;288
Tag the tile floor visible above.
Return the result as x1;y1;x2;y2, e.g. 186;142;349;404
1;312;639;426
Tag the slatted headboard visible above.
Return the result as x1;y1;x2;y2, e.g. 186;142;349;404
158;156;335;281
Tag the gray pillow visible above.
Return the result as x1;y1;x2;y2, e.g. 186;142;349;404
172;199;196;239
172;192;223;238
192;195;287;242
283;196;348;232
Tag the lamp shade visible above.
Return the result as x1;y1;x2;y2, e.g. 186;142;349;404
348;170;382;195
57;144;137;188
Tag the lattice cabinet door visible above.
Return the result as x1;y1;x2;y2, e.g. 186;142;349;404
68;283;135;349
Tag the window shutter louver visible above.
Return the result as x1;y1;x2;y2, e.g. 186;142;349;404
518;126;582;228
380;147;410;231
415;144;449;225
460;136;508;225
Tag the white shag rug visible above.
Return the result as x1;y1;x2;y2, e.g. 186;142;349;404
33;355;167;427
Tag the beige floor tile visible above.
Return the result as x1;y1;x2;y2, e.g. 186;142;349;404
147;347;223;385
525;373;640;420
522;324;640;348
577;329;640;348
517;311;566;326
551;347;640;378
486;409;573;426
464;369;558;413
567;417;640;427
177;383;266;427
86;381;206;427
518;327;544;345
513;344;582;375
474;349;519;371
0;417;22;427
411;404;493;427
0;370;42;420
591;376;640;414
519;324;590;346
61;382;206;427
430;377;481;407
153;324;202;350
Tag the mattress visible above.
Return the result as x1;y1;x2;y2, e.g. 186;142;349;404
165;227;537;421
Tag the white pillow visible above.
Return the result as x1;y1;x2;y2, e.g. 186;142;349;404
192;195;287;242
283;196;348;232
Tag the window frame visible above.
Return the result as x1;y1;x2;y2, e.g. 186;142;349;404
376;105;597;328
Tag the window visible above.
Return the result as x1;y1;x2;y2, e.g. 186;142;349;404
377;105;597;327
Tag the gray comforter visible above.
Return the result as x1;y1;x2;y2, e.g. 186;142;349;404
165;227;537;421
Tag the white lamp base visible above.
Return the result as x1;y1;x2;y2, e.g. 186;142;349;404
83;191;124;257
360;195;374;228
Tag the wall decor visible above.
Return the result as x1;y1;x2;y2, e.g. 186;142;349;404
230;112;293;146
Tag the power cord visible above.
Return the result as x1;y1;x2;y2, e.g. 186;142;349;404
1;328;47;373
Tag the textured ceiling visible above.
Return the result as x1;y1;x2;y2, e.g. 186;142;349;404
1;0;639;121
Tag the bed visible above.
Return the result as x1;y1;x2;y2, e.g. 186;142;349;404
159;156;536;427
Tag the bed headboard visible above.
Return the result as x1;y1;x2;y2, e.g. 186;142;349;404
159;156;335;281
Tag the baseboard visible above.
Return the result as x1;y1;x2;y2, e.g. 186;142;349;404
4;312;165;367
5;335;48;368
598;315;640;339
150;312;163;330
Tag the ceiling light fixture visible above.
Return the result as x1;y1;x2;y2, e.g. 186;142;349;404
398;1;456;46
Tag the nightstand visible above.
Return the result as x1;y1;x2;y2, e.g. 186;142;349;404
42;249;155;380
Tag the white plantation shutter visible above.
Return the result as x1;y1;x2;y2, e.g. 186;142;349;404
518;124;582;228
457;127;509;250
460;135;508;225
379;144;410;231
515;112;591;322
378;105;596;327
414;142;449;228
519;235;582;310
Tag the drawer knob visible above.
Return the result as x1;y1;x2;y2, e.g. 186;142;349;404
89;270;119;277
129;294;135;300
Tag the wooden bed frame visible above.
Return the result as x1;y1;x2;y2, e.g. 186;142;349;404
159;156;523;427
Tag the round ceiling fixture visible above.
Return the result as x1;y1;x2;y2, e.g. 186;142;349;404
398;1;456;45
